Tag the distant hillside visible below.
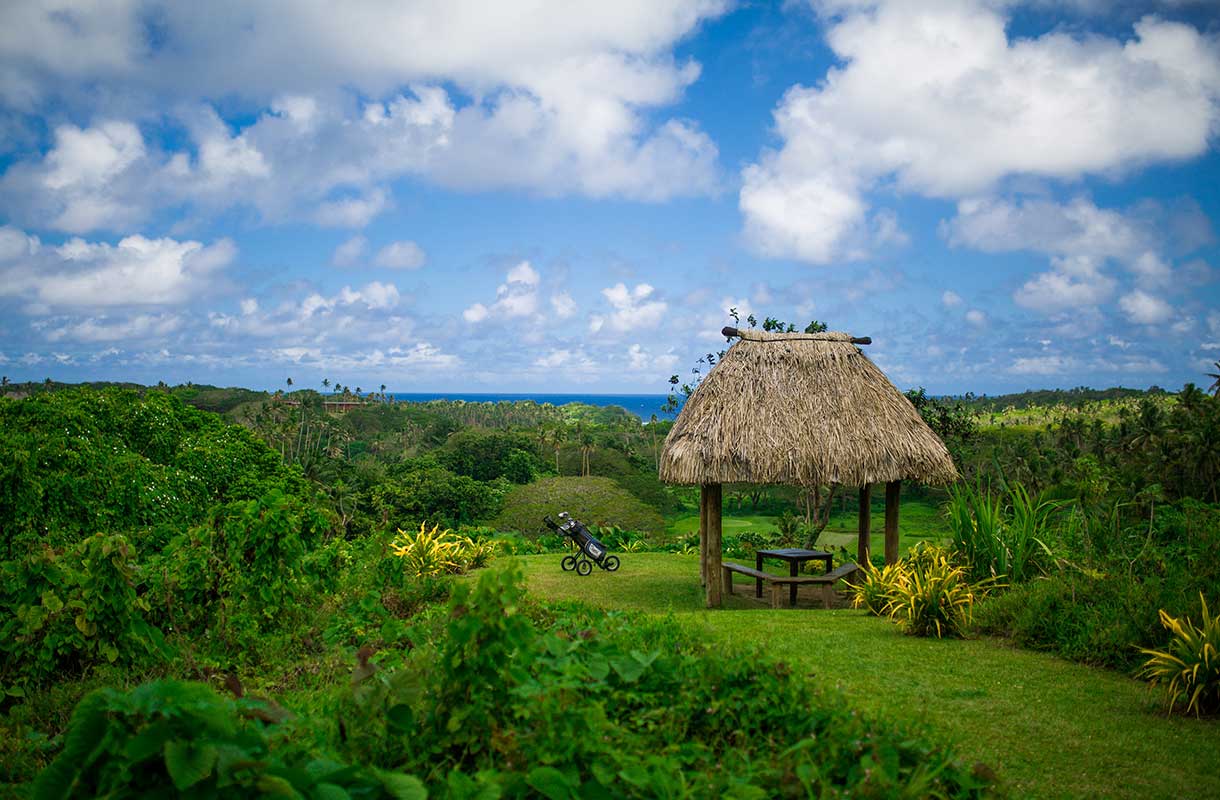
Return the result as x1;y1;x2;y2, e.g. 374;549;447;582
957;386;1170;412
0;380;269;415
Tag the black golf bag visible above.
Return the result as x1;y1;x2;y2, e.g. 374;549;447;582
543;512;621;575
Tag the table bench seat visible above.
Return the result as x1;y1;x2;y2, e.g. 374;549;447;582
808;562;860;584
723;561;859;609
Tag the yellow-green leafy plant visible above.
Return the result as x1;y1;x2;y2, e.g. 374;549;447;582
390;523;465;578
458;536;501;570
1138;594;1220;717
852;562;908;616
882;548;999;638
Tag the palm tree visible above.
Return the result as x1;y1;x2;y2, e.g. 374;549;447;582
578;425;596;477
1179;382;1205;412
322;378;330;392
538;423;564;475
1207;361;1220;396
286;377;293;388
1128;399;1164;454
648;414;660;470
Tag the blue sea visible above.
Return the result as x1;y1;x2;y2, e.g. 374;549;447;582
387;392;672;421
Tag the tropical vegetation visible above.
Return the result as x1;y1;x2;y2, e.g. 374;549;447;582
1;375;1218;798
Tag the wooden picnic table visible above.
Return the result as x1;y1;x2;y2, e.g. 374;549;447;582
755;548;834;606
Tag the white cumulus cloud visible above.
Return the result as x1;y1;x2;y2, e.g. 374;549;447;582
742;2;1220;263
1119;290;1174;325
332;235;368;267
0;229;235;309
373;240;427;270
462;261;549;324
0;1;728;231
590;282;668;333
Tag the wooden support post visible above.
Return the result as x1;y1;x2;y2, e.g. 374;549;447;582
857;484;872;567
884;480;901;565
698;485;709;587
706;483;724;608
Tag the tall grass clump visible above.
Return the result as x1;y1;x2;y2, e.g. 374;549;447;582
946;481;1056;584
1139;593;1220;717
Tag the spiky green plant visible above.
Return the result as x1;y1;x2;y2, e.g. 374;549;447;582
390;522;464;578
946;480;1055;584
458;536;501;570
1139;594;1220;717
1004;483;1057;582
882;549;999;638
852;562;908;617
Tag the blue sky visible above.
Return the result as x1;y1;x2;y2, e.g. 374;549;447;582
1;0;1218;396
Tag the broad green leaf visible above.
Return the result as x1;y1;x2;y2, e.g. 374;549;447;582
584;653;610;682
313;784;352;800
164;739;218;790
255;774;301;797
526;766;575;800
41;591;64;614
386;703;415;733
377;770;427;800
123;720;171;763
609;655;646;683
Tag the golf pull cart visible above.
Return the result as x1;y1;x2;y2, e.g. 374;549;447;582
544;512;621;575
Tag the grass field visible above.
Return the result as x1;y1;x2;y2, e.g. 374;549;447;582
666;495;949;554
517;553;1220;800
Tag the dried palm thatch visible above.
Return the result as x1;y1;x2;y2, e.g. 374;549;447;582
660;329;958;487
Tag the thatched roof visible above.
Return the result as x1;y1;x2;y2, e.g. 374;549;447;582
659;329;958;487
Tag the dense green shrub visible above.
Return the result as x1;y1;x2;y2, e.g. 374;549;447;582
372;459;508;528
439;429;543;483
1;534;169;690
610;469;683;515
974;568;1194;671
32;680;421;799
974;499;1220;670
491;476;665;535
0;388;306;556
334;563;999;798
29;566;1000;798
142;490;331;644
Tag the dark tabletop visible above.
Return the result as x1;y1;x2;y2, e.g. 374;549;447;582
756;548;832;560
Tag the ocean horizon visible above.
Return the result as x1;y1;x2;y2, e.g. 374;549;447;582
387;392;673;421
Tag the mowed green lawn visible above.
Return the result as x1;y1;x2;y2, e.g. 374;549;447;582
517;553;1220;800
665;495;948;554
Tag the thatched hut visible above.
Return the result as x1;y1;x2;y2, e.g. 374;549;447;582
659;327;958;607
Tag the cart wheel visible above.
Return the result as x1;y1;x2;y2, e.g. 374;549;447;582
603;555;620;572
561;555;577;571
576;559;593;576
